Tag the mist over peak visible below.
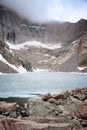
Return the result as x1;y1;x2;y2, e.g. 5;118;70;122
0;0;87;24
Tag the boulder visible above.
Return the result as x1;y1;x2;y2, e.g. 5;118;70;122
58;91;69;100
73;93;87;101
0;102;17;113
69;88;81;96
48;98;57;104
54;106;64;114
72;119;83;130
81;88;87;95
27;99;55;117
41;93;51;101
52;94;61;100
2;112;10;116
70;96;83;105
52;91;69;100
0;117;72;130
84;99;87;103
9;111;17;118
0;117;23;130
62;97;82;117
62;110;70;117
79;103;87;119
20;110;29;117
81;120;87;127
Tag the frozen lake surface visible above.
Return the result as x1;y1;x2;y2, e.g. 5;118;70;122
0;72;87;98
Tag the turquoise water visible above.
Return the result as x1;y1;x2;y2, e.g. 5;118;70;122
0;72;87;97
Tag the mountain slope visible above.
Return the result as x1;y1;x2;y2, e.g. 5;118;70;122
0;6;87;73
0;40;32;73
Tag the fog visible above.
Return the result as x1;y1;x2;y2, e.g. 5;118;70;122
0;0;87;24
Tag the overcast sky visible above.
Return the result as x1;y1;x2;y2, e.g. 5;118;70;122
0;0;87;23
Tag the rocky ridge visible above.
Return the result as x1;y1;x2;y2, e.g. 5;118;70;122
0;88;87;130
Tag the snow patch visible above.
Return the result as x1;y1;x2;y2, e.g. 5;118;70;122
5;41;62;50
33;68;50;72
0;54;27;73
77;66;87;71
17;66;27;73
29;25;45;30
71;40;78;45
9;49;13;53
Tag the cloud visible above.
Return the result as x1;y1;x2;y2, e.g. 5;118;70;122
0;0;87;23
48;0;87;22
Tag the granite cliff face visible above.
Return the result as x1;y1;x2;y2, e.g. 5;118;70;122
0;6;87;73
0;6;87;44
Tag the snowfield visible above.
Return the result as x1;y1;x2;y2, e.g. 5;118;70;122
5;41;62;50
0;54;27;73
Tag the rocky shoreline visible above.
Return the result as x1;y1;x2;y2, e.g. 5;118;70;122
0;87;87;130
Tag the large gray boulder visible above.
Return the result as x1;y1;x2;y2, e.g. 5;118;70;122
27;99;55;117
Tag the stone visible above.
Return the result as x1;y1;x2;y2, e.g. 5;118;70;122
68;89;77;96
60;91;69;99
0;115;6;119
52;94;60;99
79;103;87;119
81;88;87;95
73;93;87;101
0;117;71;130
72;119;82;130
0;102;6;113
41;93;51;101
55;110;59;115
74;88;81;93
56;100;62;105
27;99;55;117
20;110;29;117
81;120;87;127
57;108;63;114
69;88;81;96
1;88;87;130
52;91;69;100
67;116;72;120
84;99;87;103
84;91;87;95
62;110;70;117
84;128;87;130
0;102;17;113
58;105;64;112
2;112;10;116
48;98;57;104
54;106;64;115
9;111;17;118
70;96;83;104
